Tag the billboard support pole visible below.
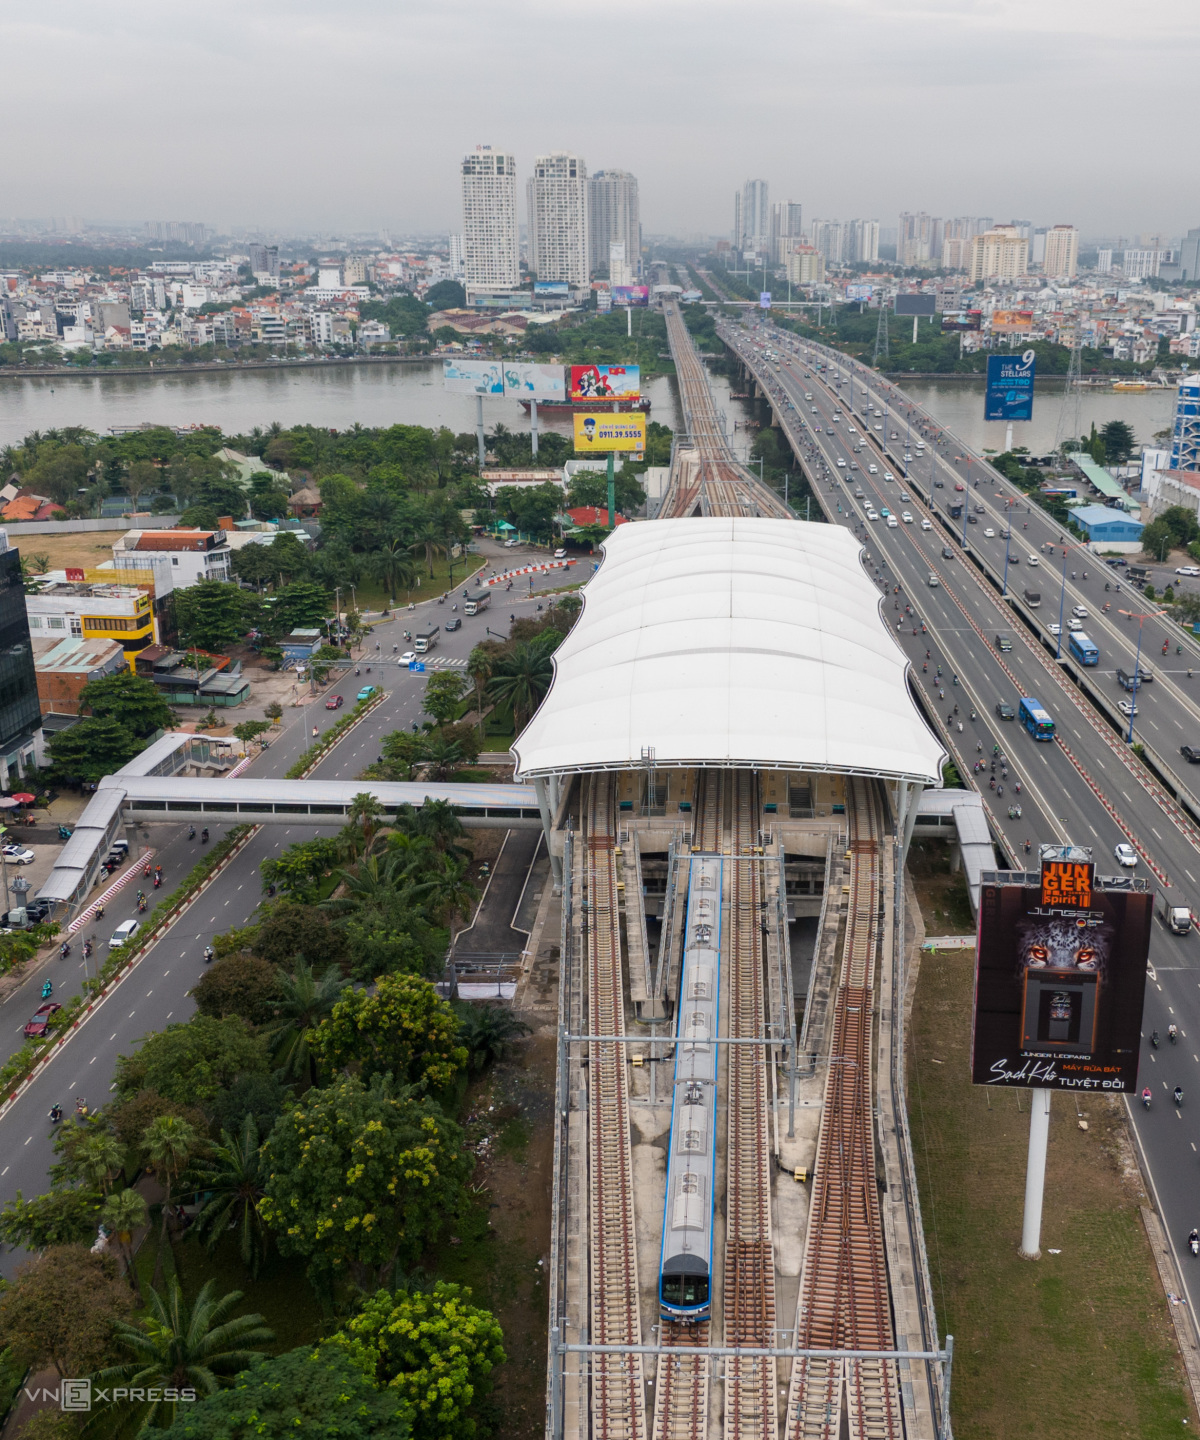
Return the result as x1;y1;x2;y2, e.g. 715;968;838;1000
913;315;918;346
476;395;486;472
607;452;615;530
530;400;539;459
1018;1087;1051;1259
1005;421;1014;453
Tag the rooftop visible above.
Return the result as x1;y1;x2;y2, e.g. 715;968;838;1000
512;517;945;784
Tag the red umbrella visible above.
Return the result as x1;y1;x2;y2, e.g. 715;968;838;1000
11;793;35;804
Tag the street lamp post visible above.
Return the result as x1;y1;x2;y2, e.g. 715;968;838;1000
1056;547;1069;659
1118;606;1167;745
1002;511;1013;598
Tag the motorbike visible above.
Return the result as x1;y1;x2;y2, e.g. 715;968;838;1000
1176;1086;1185;1107
204;946;214;964
1142;1089;1152;1109
41;980;52;999
153;874;161;888
48;1105;62;1125
1008;804;1022;819
1190;1231;1199;1257
83;940;93;958
1151;1031;1161;1048
200;828;209;843
137;897;147;914
188;826;196;840
59;942;70;959
1170;1025;1179;1044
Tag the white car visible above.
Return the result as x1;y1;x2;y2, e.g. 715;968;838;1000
902;512;914;524
1027;555;1039;567
553;548;566;559
1072;605;1088;618
848;426;858;435
868;463;878;474
109;919;141;948
1068;617;1083;630
804;392;814;400
1114;842;1138;867
1048;623;1062;636
1176;565;1200;577
921;519;933;531
836;457;846;468
984;528;995;538
886;516;898;528
883;472;895;482
1118;699;1138;717
399;651;417;665
1;844;34;864
867;511;881;522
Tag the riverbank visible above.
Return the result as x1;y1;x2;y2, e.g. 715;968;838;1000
0;352;436;382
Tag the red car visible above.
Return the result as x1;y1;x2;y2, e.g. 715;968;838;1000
325;694;344;710
24;1002;61;1038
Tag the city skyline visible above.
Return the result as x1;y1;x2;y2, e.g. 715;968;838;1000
3;0;1197;237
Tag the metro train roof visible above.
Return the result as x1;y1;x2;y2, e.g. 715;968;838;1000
513;517;945;785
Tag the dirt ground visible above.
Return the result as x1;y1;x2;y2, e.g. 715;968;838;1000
432;1027;556;1440
909;943;1196;1438
907;838;975;934
17;530;128;572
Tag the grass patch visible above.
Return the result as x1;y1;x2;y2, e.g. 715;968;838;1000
358;551;485;611
908;945;1196;1437
135;1230;325;1352
907;839;975;933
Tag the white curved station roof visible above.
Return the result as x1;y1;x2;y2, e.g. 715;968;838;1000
512;518;945;784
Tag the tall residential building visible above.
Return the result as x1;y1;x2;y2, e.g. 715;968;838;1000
1174;229;1200;282
587;170;640;278
810;219;845;265
461;145;519;300
0;532;44;786
1122;248;1163;280
527;152;588;287
1043;225;1079;280
736;179;770;254
899;213;943;268
1096;248;1114;273
247;244;279;279
786;247;825;286
1171;373;1200;472
968;225;1029;283
942;217;993;270
846;219;880;264
769;201;804;262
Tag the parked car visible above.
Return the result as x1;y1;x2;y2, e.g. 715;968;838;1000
1176;566;1200;577
324;694;344;710
1;845;34;864
23;1002;61;1038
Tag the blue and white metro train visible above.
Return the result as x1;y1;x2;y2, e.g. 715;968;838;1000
658;855;722;1322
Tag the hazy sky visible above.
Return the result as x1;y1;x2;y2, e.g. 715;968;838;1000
8;0;1199;240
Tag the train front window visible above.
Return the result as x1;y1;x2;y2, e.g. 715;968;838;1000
662;1273;709;1308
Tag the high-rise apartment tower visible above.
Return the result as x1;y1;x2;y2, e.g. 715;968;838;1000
461;145;519;300
527;153;589;287
1043;225;1079;280
588;170;640;278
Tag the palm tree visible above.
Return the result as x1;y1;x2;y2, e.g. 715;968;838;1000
101;1188;149;1299
412;797;471;863
142;1115;200;1288
409;519;447;579
487;638;556;731
372;534;419;604
74;1132;125;1196
90;1278;273;1434
420;732;464;780
346;790;386;854
466;645;496;732
189;1115;269;1278
428;856;479;929
263;960;350;1084
456;1004;532;1074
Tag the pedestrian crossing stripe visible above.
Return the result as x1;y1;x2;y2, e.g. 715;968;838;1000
428;657;467;668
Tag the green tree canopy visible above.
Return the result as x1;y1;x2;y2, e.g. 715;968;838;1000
332;1283;504;1440
260;1076;469;1286
191;952;281;1025
566;467;646;516
78;670;175;737
252;903;347;972
423;280;467;311
423;670;467;725
155;1344;411;1440
308;973;467;1091
0;1246;132;1378
1099;419;1137;464
174;579;259;650
115;1015;269;1109
47;716;144;783
261;837;344;904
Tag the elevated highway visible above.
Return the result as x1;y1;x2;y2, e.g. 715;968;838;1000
721;316;1200;1354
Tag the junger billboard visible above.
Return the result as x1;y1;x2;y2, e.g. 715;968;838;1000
970;848;1152;1092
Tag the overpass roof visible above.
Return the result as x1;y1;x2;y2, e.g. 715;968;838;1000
512;517;945;784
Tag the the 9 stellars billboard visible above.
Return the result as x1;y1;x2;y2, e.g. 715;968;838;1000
970;848;1152;1092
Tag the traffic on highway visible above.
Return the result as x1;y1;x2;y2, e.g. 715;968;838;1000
722;315;1200;1303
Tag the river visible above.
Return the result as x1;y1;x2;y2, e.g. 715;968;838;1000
0;360;1176;463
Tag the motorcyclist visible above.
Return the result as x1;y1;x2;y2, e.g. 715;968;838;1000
1176;1086;1185;1106
204;945;215;963
1142;1086;1152;1107
48;1104;63;1124
1169;1023;1179;1043
1151;1030;1160;1048
1190;1229;1199;1255
200;828;209;843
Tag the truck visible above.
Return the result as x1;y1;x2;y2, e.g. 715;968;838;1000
1117;664;1153;691
1127;565;1151;587
413;626;439;654
1023;586;1041;608
1167;904;1193;936
464;591;491;617
948;501;963;520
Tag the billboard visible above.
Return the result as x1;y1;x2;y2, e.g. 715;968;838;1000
845;284;874;302
985;350;1037;421
612;285;650;307
941;310;982;332
502;363;565;400
894;293;937;317
534;281;570;297
970;848;1152;1093
572;413;647;453
569;364;640;401
759;292;772;309
992;309;1034;334
442;358;504;396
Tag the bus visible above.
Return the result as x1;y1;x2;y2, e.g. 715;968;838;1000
1067;631;1099;666
464;591;491;617
1018;697;1056;740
